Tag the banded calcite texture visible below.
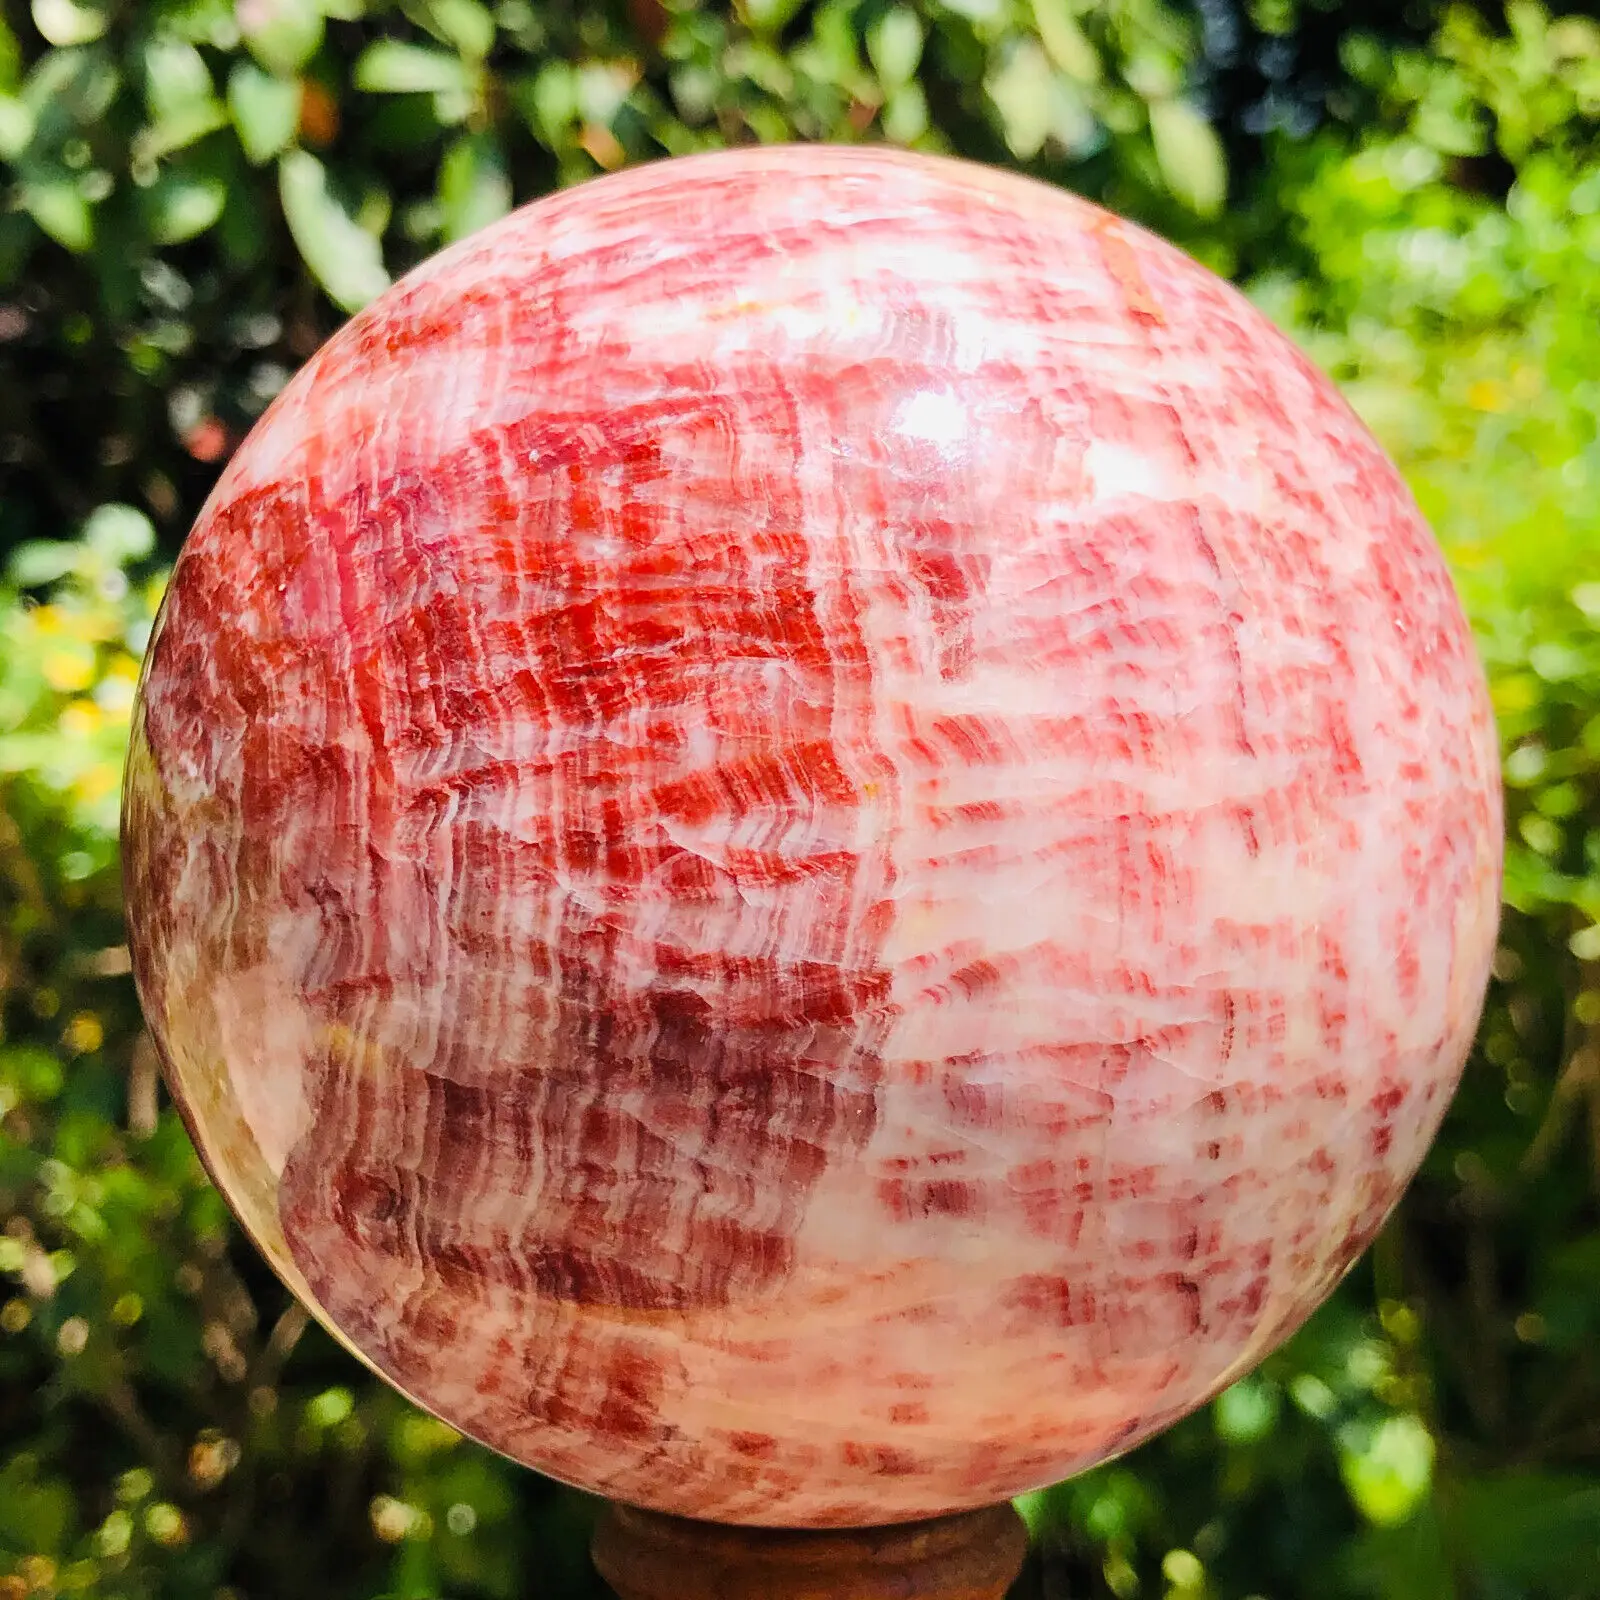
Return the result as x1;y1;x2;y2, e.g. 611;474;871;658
123;146;1502;1527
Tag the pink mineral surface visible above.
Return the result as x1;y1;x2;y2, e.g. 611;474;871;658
122;146;1503;1527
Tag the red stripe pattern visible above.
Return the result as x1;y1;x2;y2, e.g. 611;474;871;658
123;146;1502;1526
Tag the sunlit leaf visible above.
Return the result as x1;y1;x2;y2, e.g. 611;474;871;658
743;0;807;35
30;0;110;47
139;168;228;244
417;0;495;61
882;81;928;143
278;148;390;311
228;60;301;163
1031;0;1100;83
22;178;93;252
1506;0;1548;51
1550;16;1600;62
1149;96;1227;216
519;59;574;146
9;542;82;588
136;100;231;161
0;93;33;158
438;129;511;243
867;8;923;89
152;0;241;44
22;44;120;125
82;505;156;565
1213;1377;1280;1444
143;36;214;116
240;0;325;76
1339;1414;1436;1528
939;0;1007;27
353;39;474;95
574;61;637;127
987;39;1054;160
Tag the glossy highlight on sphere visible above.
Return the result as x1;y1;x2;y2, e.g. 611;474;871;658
123;146;1502;1527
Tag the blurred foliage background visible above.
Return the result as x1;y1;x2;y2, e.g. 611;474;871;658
0;0;1598;1596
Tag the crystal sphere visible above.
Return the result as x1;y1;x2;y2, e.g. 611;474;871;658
123;146;1502;1527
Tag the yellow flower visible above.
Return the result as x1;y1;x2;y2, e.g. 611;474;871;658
58;699;101;738
43;650;95;694
63;1013;104;1054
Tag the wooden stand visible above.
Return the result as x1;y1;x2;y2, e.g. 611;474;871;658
592;1501;1028;1600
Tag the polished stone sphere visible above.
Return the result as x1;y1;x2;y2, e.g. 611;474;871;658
123;146;1501;1527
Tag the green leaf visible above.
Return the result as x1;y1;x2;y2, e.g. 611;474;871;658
574;61;635;126
1448;1474;1600;1589
987;40;1054;160
803;0;870;91
1506;0;1548;52
1213;1377;1280;1444
417;0;495;60
1549;16;1600;58
22;178;93;252
228;61;301;163
82;504;156;565
867;8;923;89
743;0;807;34
143;36;214;117
140;168;228;244
0;93;33;158
0;16;20;91
136;99;231;161
30;0;110;47
355;181;391;237
241;0;325;76
938;0;1007;28
278;148;390;312
437;129;510;243
1339;1414;1436;1528
23;42;120;127
1032;0;1100;82
882;81;928;143
519;60;574;145
353;40;473;95
151;0;240;44
0;1458;75;1554
2;1044;65;1101
1148;96;1227;216
8;541;81;587
1343;1504;1455;1600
